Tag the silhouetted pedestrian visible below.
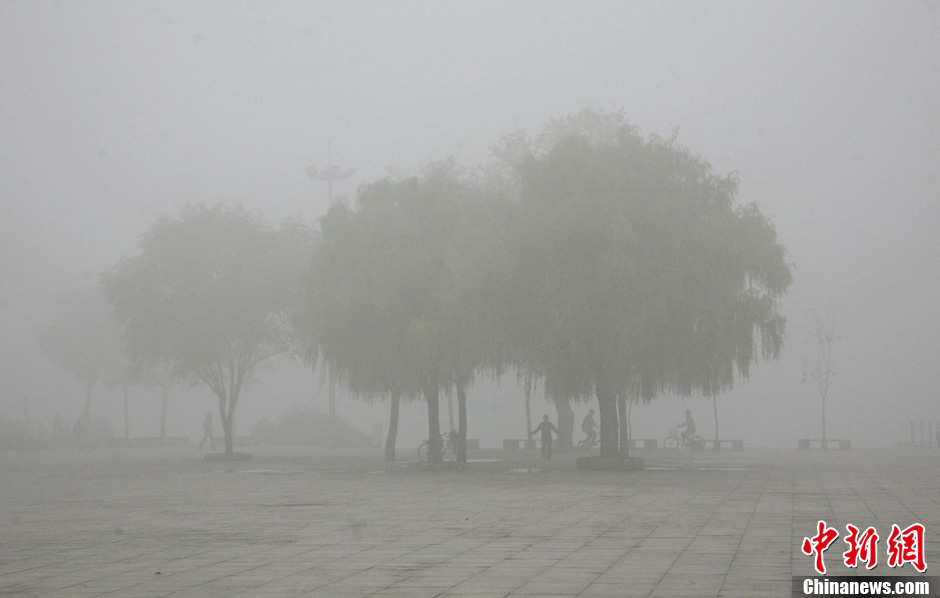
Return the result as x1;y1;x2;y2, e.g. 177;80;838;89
529;414;560;460
199;412;215;451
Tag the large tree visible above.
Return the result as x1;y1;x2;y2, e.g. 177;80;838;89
103;203;307;456
506;109;792;459
298;194;424;461
301;164;506;462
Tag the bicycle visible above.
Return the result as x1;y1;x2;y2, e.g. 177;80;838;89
576;432;599;449
663;425;703;450
417;430;459;461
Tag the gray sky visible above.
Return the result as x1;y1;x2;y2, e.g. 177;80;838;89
2;1;938;447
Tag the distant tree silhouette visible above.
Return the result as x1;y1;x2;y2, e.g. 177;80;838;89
802;310;837;444
40;290;124;422
103;203;308;456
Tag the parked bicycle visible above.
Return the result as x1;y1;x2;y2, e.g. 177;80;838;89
417;430;459;461
663;425;703;449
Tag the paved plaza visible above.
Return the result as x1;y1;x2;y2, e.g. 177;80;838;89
1;446;938;597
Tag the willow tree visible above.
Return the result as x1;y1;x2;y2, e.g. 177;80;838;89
301;164;506;463
103;203;306;456
509;109;792;460
298;195;424;461
490;109;653;448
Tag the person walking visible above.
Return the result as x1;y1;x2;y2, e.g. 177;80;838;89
199;412;215;451
529;414;561;460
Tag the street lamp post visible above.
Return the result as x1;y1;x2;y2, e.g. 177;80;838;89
305;145;356;429
305;144;356;208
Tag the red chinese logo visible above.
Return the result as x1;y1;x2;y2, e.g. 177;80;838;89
843;525;879;570
887;523;926;573
803;521;928;574
802;520;840;574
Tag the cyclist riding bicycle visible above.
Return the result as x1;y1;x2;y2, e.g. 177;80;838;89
677;409;696;445
581;409;598;446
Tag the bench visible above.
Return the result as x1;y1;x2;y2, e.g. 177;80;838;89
627;438;658;449
700;439;744;451
503;438;539;450
110;436;190;448
799;438;851;450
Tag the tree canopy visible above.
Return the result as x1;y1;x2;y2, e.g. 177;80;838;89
103;203;309;454
300;163;508;461
504;110;792;458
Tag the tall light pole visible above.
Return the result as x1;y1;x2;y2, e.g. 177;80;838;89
305;144;356;428
305;143;356;208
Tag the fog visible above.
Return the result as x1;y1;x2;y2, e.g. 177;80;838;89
2;1;939;450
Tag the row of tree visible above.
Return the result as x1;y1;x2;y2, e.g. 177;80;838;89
44;109;793;461
39;291;177;440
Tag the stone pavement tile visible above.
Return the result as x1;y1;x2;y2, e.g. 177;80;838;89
103;590;178;598
685;537;740;554
650;573;724;596
394;575;471;588
244;573;333;593
527;568;598;583
0;572;55;589
511;581;592;595
670;552;734;569
445;581;519;595
295;587;384;597
330;568;413;587
0;582;60;595
232;592;304;598
42;589;123;597
505;589;580;597
371;588;453;598
579;581;659;597
716;579;791;596
437;592;512;598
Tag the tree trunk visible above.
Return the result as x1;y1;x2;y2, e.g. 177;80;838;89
524;374;533;443
219;391;237;456
595;376;619;459
385;392;400;461
554;397;574;450
627;398;632;440
456;378;468;463
328;372;336;426
424;371;442;462
821;396;827;449
446;386;455;433
617;392;629;458
122;385;129;439
712;395;719;449
222;414;234;455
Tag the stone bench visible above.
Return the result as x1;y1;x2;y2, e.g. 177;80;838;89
701;439;744;451
110;436;189;448
799;438;851;450
503;438;539;450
